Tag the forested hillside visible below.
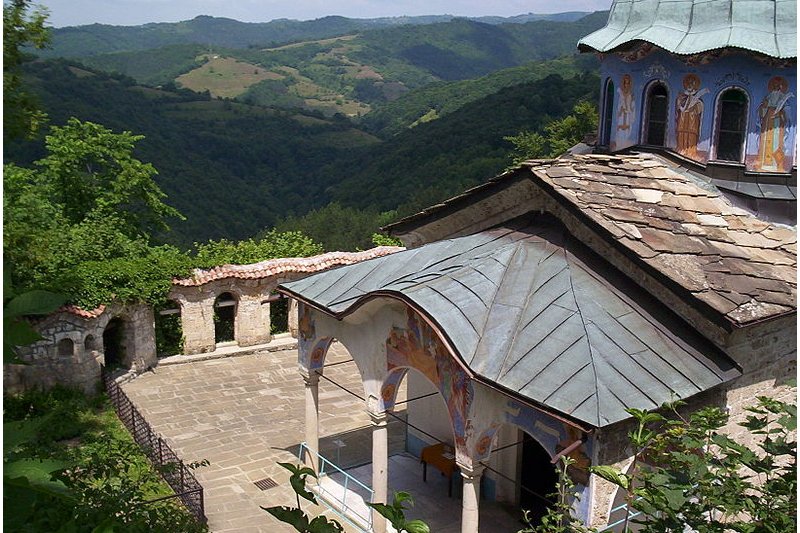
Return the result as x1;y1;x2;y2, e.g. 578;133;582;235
5;60;378;244
41;13;593;58
5;58;597;246
62;13;606;117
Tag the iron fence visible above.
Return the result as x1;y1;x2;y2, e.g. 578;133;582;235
102;368;207;524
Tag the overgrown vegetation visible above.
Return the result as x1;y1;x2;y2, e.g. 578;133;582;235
525;395;797;532
4;386;207;532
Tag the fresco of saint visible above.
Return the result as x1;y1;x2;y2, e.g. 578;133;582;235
616;74;635;139
675;73;709;159
757;76;794;172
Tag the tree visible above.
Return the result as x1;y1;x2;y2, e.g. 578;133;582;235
3;0;50;139
36;118;184;236
505;100;598;163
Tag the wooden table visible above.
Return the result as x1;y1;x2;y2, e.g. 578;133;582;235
421;442;457;497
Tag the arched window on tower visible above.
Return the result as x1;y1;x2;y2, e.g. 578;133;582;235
644;82;669;146
601;78;615;146
714;88;749;162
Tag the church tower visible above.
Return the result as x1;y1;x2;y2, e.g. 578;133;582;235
579;0;796;220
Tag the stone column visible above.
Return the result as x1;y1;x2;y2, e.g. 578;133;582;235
370;410;389;533
302;370;320;473
459;463;485;533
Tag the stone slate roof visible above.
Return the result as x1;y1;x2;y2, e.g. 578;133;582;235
386;153;796;329
526;154;796;326
280;214;740;428
173;247;404;287
578;0;797;58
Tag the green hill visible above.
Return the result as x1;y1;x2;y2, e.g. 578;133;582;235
58;13;607;118
6;56;598;247
5;60;379;245
42;13;594;58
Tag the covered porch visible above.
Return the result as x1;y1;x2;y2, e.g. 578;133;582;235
279;213;738;532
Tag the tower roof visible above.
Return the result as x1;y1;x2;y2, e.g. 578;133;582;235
578;0;796;59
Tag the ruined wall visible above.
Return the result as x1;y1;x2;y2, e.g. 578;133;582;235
4;302;157;395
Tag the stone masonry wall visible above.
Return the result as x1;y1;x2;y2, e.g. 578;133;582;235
4;302;157;395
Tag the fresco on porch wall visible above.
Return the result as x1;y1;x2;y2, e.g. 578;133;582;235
297;303;332;371
384;307;474;452
601;47;796;172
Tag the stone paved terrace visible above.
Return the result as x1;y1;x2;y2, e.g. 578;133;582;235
122;342;407;532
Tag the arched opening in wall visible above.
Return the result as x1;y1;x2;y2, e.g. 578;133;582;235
518;431;559;526
84;335;97;352
155;300;183;356
601;78;615;146
57;338;75;358
102;317;127;370
269;292;289;335
714;88;749;162
214;292;237;344
643;82;669;146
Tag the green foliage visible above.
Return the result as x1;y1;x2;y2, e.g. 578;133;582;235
262;462;345;532
3;0;50;140
367;491;430;533
506;100;599;163
192;229;323;267
4;387;207;532
273;203;398;252
37;117;183;234
591;396;797;532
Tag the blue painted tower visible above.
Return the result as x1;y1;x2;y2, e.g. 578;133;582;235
579;0;796;218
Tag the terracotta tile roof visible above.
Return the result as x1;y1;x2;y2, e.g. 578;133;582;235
523;153;796;326
173;246;405;287
59;304;106;318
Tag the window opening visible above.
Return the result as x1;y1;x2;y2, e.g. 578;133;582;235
716;89;748;162
644;83;668;146
214;292;236;343
602;79;615;145
155;300;183;356
57;338;74;357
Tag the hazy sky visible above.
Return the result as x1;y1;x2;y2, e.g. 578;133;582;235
39;0;614;28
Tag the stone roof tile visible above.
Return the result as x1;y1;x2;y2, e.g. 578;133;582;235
528;153;796;326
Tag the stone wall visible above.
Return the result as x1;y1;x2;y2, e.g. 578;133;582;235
4;302;157;395
169;273;306;355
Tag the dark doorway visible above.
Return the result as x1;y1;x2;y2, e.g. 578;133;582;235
270;293;289;335
645;83;669;146
103;317;126;369
519;432;558;526
214;292;236;343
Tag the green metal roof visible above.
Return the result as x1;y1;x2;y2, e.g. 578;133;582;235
280;213;740;428
578;0;797;58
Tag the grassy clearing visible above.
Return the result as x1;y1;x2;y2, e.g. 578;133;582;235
176;56;284;98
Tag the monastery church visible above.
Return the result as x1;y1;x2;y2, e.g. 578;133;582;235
278;1;796;531
4;1;796;532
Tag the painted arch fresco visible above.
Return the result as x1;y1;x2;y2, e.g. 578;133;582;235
600;46;796;173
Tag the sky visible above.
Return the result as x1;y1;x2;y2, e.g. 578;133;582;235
39;0;614;28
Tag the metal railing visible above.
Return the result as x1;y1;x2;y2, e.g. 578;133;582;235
599;500;644;532
298;442;374;532
102;368;207;524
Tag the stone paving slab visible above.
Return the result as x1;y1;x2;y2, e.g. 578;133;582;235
123;343;406;532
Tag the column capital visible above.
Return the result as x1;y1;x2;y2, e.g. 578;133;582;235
367;409;389;426
457;461;485;481
299;367;319;386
